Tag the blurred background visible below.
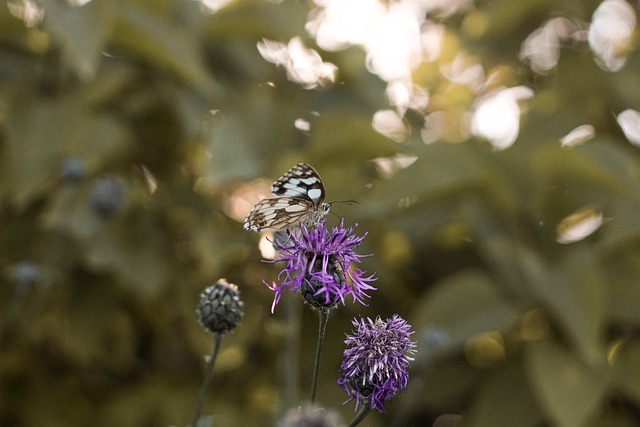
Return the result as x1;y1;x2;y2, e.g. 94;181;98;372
2;0;640;426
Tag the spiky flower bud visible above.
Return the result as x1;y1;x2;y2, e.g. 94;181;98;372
197;279;243;334
89;177;124;219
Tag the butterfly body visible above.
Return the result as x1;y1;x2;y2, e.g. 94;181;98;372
244;163;330;232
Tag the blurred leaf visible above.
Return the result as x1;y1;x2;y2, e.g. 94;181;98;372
308;109;400;161
412;269;520;352
204;111;264;184
584;412;639;427
418;355;482;407
466;358;543;427
471;213;542;302
525;341;608;427
612;53;640;107
2;93;123;208
39;0;115;80
527;250;607;366
481;0;556;48
599;197;640;251
85;208;173;294
204;0;309;42
368;143;488;217
580;140;640;194
42;185;100;239
203;86;305;184
531;143;626;225
82;62;137;106
2;88;130;209
111;2;217;95
0;5;29;48
3;97;64;207
611;341;640;406
317;161;377;208
603;249;640;325
474;214;607;365
98;377;196;426
58;279;137;366
80;114;131;163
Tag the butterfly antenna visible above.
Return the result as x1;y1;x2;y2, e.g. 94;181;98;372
328;200;359;220
328;199;360;206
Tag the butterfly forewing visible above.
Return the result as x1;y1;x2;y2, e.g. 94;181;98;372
244;163;329;232
271;163;325;206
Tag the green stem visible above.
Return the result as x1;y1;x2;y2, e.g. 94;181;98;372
280;291;301;417
310;308;330;403
191;333;223;427
347;400;372;427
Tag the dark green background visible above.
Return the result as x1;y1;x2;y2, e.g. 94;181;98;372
1;0;640;426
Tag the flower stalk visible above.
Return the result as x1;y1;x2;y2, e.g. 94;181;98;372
310;307;331;403
192;279;243;426
191;333;223;427
347;400;372;427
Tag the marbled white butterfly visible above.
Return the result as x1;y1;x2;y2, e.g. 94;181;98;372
244;163;330;232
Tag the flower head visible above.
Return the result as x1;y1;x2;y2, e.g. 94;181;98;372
197;279;244;334
338;315;417;413
265;219;376;313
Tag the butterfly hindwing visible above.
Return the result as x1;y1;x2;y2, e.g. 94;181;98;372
243;197;315;232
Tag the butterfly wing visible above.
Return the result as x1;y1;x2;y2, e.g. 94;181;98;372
243;197;316;232
271;163;325;207
244;163;328;232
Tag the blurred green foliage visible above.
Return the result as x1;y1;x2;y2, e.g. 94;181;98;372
1;0;640;426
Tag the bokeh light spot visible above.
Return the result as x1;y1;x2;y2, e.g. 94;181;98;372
556;206;603;244
471;86;533;150
617;109;640;146
257;37;337;89
560;124;595;148
588;0;636;71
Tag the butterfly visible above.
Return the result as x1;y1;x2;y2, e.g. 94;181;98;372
244;163;330;232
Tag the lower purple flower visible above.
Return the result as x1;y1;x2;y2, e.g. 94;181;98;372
264;219;376;313
338;315;417;413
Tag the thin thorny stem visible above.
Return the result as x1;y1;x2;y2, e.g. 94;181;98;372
310;307;330;403
191;333;223;427
347;400;372;427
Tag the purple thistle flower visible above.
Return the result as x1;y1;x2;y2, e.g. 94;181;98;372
338;315;417;413
264;219;376;313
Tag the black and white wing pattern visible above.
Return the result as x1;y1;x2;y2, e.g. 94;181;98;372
271;162;325;202
244;163;330;232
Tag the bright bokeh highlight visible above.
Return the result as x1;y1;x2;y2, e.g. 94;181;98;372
588;0;636;71
257;37;337;89
556;206;604;244
471;87;533;150
560;125;595;148
617;109;640;146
